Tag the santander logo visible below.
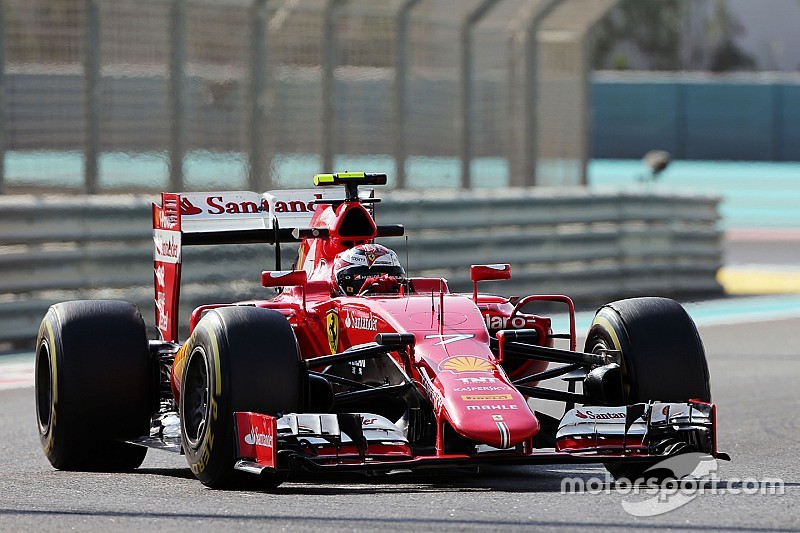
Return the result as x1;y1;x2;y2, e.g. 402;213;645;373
154;235;179;259
575;409;626;420
180;198;202;215
180;196;268;217
179;193;325;217
153;230;181;264
244;428;273;448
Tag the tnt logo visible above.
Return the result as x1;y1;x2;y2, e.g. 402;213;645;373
456;377;498;384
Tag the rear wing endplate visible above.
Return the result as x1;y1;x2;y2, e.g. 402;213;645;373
152;188;370;342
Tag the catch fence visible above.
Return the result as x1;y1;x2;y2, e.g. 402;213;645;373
0;0;619;193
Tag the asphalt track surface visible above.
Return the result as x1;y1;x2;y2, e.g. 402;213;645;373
1;235;799;531
0;310;797;532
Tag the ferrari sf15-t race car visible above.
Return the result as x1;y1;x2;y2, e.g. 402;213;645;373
35;172;727;488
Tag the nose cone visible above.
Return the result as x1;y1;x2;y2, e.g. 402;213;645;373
438;371;540;449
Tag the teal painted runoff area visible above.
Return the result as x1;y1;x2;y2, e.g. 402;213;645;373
5;151;797;231
550;295;800;339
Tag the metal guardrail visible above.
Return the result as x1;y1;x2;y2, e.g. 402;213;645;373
0;190;722;349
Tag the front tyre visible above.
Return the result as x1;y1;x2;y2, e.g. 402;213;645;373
179;306;305;489
584;297;711;481
35;300;151;471
585;297;710;404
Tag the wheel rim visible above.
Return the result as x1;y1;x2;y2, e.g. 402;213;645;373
183;347;210;449
35;339;53;435
589;334;630;404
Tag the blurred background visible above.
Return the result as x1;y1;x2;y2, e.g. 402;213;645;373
1;0;799;349
2;0;799;192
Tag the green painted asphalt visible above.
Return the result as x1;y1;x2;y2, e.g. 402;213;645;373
589;159;800;230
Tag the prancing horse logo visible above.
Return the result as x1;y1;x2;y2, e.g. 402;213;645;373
326;309;339;354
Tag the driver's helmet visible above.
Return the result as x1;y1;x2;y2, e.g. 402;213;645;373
333;243;406;295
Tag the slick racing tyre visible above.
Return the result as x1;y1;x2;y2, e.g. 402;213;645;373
180;306;305;489
583;297;711;481
35;300;151;471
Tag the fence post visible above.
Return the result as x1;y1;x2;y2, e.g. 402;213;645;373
249;0;269;191
393;0;421;190
507;27;522;187
0;1;5;194
84;0;100;194
521;0;561;188
578;31;590;185
169;0;186;191
459;0;500;190
322;0;344;174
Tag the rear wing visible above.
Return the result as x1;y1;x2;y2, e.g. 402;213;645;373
164;188;363;238
152;171;404;343
152;188;356;342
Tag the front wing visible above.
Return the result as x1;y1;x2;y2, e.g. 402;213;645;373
232;400;724;476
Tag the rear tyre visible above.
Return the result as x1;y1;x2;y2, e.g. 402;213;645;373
180;306;305;489
583;297;711;481
35;300;151;471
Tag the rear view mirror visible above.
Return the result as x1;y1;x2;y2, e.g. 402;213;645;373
470;264;511;300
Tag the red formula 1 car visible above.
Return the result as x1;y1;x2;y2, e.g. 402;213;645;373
35;172;727;488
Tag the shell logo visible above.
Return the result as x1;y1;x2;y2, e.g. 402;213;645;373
439;356;495;374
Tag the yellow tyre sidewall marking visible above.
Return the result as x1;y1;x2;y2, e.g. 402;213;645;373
39;319;58;456
590;314;630;399
189;320;222;475
197;320;222;396
591;315;622;351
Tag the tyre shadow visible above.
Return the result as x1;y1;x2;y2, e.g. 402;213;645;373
130;458;607;494
130;463;800;497
225;464;606;495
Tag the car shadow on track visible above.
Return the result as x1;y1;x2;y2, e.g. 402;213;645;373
223;465;606;495
127;463;605;494
126;461;604;494
123;463;800;497
131;467;198;481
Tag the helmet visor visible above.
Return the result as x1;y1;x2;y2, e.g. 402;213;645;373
337;265;405;295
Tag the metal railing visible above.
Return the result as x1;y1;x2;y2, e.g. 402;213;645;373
0;190;721;349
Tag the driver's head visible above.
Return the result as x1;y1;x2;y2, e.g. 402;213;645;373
334;243;405;295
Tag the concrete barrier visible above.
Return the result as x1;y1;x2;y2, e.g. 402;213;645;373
0;189;722;349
